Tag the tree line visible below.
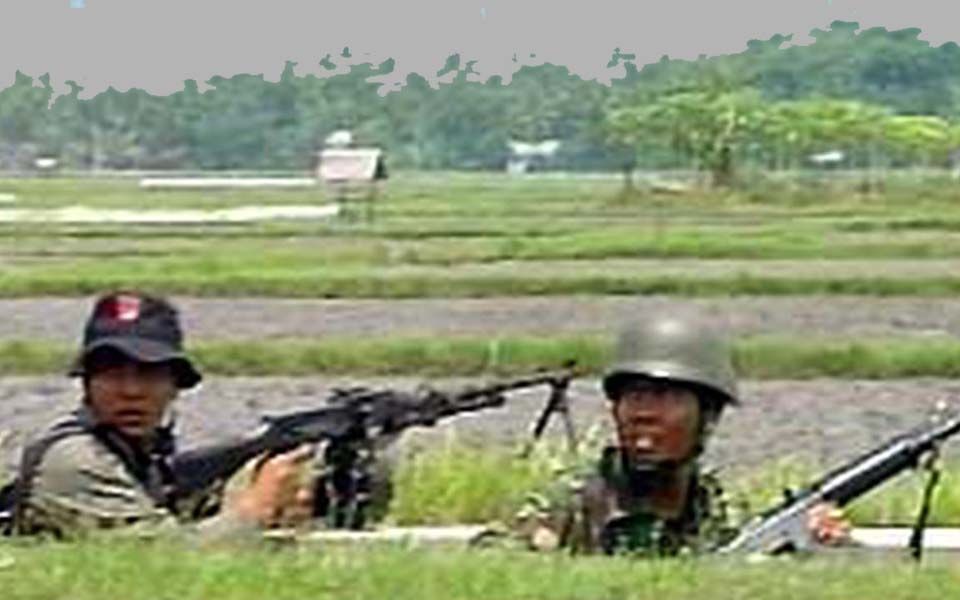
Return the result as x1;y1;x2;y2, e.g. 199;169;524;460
2;20;960;176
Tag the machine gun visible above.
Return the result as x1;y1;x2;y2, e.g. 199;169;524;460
717;409;960;559
168;366;579;530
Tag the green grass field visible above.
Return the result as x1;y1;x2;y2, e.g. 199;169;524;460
3;335;960;378
6;173;960;598
0;540;958;600
6;173;960;297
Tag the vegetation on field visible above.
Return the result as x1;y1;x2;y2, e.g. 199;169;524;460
7;270;960;299
6;23;960;599
387;436;567;526
14;224;960;264
1;538;959;600
6;175;960;298
5;335;960;379
387;439;960;527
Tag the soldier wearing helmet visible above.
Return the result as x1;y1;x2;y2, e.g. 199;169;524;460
4;290;313;539
506;313;848;556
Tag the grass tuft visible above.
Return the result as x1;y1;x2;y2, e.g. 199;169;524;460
4;335;960;379
1;540;958;600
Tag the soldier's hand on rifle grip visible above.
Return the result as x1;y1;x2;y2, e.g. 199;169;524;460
807;502;852;546
223;444;315;527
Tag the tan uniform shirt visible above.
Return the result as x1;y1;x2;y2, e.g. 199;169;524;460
13;408;256;542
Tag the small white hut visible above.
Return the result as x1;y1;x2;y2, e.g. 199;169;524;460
506;139;561;174
317;148;387;183
316;136;388;221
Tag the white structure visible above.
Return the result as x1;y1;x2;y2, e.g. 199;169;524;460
324;129;354;148
0;205;340;224
506;139;562;174
34;157;59;170
317;148;386;182
807;150;845;166
34;156;59;177
316;147;388;222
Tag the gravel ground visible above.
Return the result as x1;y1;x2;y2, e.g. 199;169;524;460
3;296;960;341
3;376;960;477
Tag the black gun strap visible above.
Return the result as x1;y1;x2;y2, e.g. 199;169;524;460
6;419;92;535
908;450;942;562
5;414;173;535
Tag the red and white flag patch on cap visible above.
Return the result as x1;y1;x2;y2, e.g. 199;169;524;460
103;294;142;322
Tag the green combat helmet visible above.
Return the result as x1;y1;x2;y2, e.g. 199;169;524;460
602;315;739;427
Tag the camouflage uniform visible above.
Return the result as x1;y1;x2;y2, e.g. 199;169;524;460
512;446;739;556
506;315;742;556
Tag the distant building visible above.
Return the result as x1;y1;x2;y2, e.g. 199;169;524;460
34;156;59;177
807;150;845;167
506;139;561;174
317;146;387;222
317;148;387;182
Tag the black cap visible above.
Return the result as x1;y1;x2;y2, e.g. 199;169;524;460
69;291;202;389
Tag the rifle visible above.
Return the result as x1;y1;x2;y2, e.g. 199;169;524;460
717;409;960;557
168;366;579;529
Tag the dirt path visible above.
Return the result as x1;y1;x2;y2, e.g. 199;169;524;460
2;295;960;342
3;376;958;476
430;258;960;280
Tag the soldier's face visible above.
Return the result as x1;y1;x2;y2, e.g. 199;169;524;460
612;381;701;463
85;352;178;439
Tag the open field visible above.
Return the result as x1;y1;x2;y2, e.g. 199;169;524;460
6;173;960;572
6;335;960;378
6;173;960;296
2;541;959;600
10;256;960;298
4;174;960;497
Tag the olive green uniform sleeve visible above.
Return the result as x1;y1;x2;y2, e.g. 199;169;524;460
21;435;257;543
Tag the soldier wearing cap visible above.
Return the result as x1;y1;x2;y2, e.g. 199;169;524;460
6;291;313;540
508;314;849;556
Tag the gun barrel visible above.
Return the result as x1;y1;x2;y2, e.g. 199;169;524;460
453;369;574;400
918;416;960;449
